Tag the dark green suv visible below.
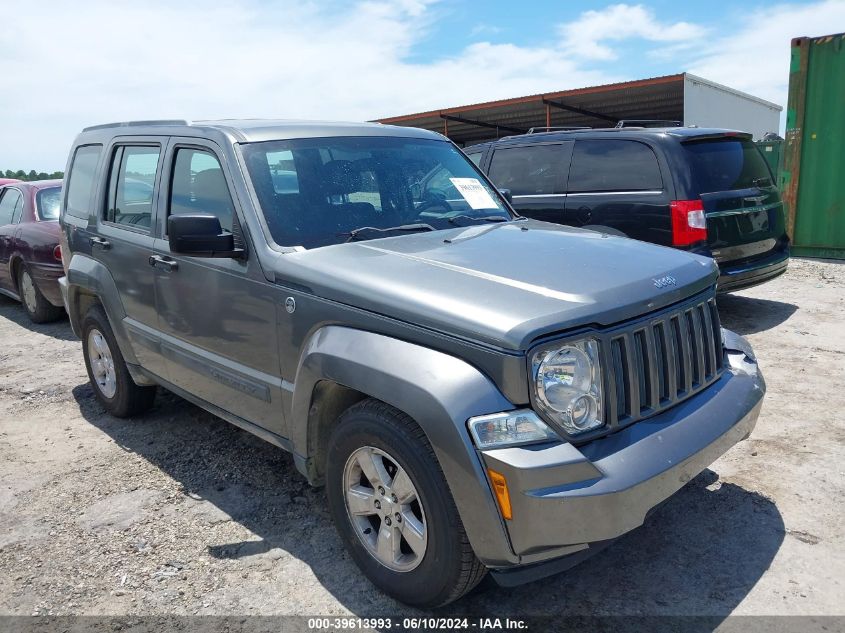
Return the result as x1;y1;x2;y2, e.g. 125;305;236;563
466;127;789;292
59;120;765;606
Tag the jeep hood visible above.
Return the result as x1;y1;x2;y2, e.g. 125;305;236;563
279;221;718;351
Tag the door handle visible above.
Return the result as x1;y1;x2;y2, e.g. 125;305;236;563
90;237;111;250
148;255;178;272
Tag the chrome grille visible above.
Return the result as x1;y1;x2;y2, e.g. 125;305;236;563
604;294;724;426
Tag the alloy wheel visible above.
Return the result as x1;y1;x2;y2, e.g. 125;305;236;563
343;445;428;572
87;328;117;399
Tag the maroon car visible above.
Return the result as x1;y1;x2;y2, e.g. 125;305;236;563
0;180;66;322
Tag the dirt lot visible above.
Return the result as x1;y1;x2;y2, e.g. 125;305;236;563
0;258;843;620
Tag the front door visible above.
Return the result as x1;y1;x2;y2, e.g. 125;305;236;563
151;138;284;434
486;142;571;224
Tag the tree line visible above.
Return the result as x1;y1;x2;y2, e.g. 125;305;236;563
3;169;64;181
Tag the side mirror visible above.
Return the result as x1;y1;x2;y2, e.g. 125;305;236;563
498;188;513;204
168;214;244;258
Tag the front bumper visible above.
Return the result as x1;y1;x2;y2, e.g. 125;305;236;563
716;248;789;293
479;331;764;582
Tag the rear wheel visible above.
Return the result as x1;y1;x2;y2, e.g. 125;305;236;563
18;266;63;323
81;306;156;417
326;399;486;607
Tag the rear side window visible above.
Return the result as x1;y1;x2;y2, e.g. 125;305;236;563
488;145;566;195
169;148;235;232
568;140;663;193
0;188;23;225
683;138;773;194
65;145;102;219
36;187;62;220
106;146;160;229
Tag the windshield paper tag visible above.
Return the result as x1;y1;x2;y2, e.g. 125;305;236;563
450;178;498;210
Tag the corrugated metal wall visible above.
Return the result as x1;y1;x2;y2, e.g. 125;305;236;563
783;32;845;259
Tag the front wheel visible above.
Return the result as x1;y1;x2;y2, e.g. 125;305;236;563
326;399;486;607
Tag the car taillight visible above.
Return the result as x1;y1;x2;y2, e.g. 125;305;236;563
670;199;707;246
53;245;62;261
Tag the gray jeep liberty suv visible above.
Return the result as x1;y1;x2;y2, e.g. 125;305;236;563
58;119;765;607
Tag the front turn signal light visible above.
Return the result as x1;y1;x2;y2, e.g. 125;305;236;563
488;469;512;520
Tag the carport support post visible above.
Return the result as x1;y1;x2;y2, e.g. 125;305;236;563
443;116;449;138
546;102;551;129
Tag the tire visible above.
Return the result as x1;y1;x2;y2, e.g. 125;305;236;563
81;305;156;417
18;265;63;324
326;399;486;607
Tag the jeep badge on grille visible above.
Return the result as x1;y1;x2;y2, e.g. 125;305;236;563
653;275;677;288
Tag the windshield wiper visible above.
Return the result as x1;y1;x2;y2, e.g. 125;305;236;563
446;215;509;226
341;223;435;242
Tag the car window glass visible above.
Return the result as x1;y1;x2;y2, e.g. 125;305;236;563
36;187;62;220
683;138;773;194
465;152;483;167
107;146;159;229
169;148;235;232
267;150;300;194
568;140;663;193
488;145;566;195
242;137;509;250
0;188;22;225
65;145;102;219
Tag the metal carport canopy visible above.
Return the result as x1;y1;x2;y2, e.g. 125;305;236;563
375;73;685;145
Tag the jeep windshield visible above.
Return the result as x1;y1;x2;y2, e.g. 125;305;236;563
241;136;513;249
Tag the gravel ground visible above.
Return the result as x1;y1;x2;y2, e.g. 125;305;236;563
0;257;843;619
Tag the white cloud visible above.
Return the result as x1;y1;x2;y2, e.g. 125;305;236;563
558;3;705;60
0;0;618;170
687;0;845;111
2;0;843;169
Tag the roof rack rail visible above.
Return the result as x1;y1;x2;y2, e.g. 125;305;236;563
82;119;190;132
614;119;682;129
527;126;591;134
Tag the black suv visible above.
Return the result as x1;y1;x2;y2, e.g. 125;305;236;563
466;127;789;292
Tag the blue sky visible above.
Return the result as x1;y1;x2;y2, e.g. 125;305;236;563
1;0;842;170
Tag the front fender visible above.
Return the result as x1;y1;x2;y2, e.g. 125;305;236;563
291;325;519;566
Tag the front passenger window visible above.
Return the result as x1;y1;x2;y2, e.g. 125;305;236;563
169;148;234;232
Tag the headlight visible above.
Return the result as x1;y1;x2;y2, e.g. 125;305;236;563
467;410;560;449
532;339;603;435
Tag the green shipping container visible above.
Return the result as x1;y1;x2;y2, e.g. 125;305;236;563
783;32;845;259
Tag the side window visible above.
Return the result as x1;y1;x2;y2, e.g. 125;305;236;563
267;150;299;194
10;190;24;223
487;145;566;195
105;146;160;229
568;140;663;193
465;152;483;167
65;145;102;219
169;148;235;232
0;189;22;225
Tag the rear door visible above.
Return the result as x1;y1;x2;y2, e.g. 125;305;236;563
680;135;786;263
93;138;168;378
486;142;572;224
564;139;670;242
